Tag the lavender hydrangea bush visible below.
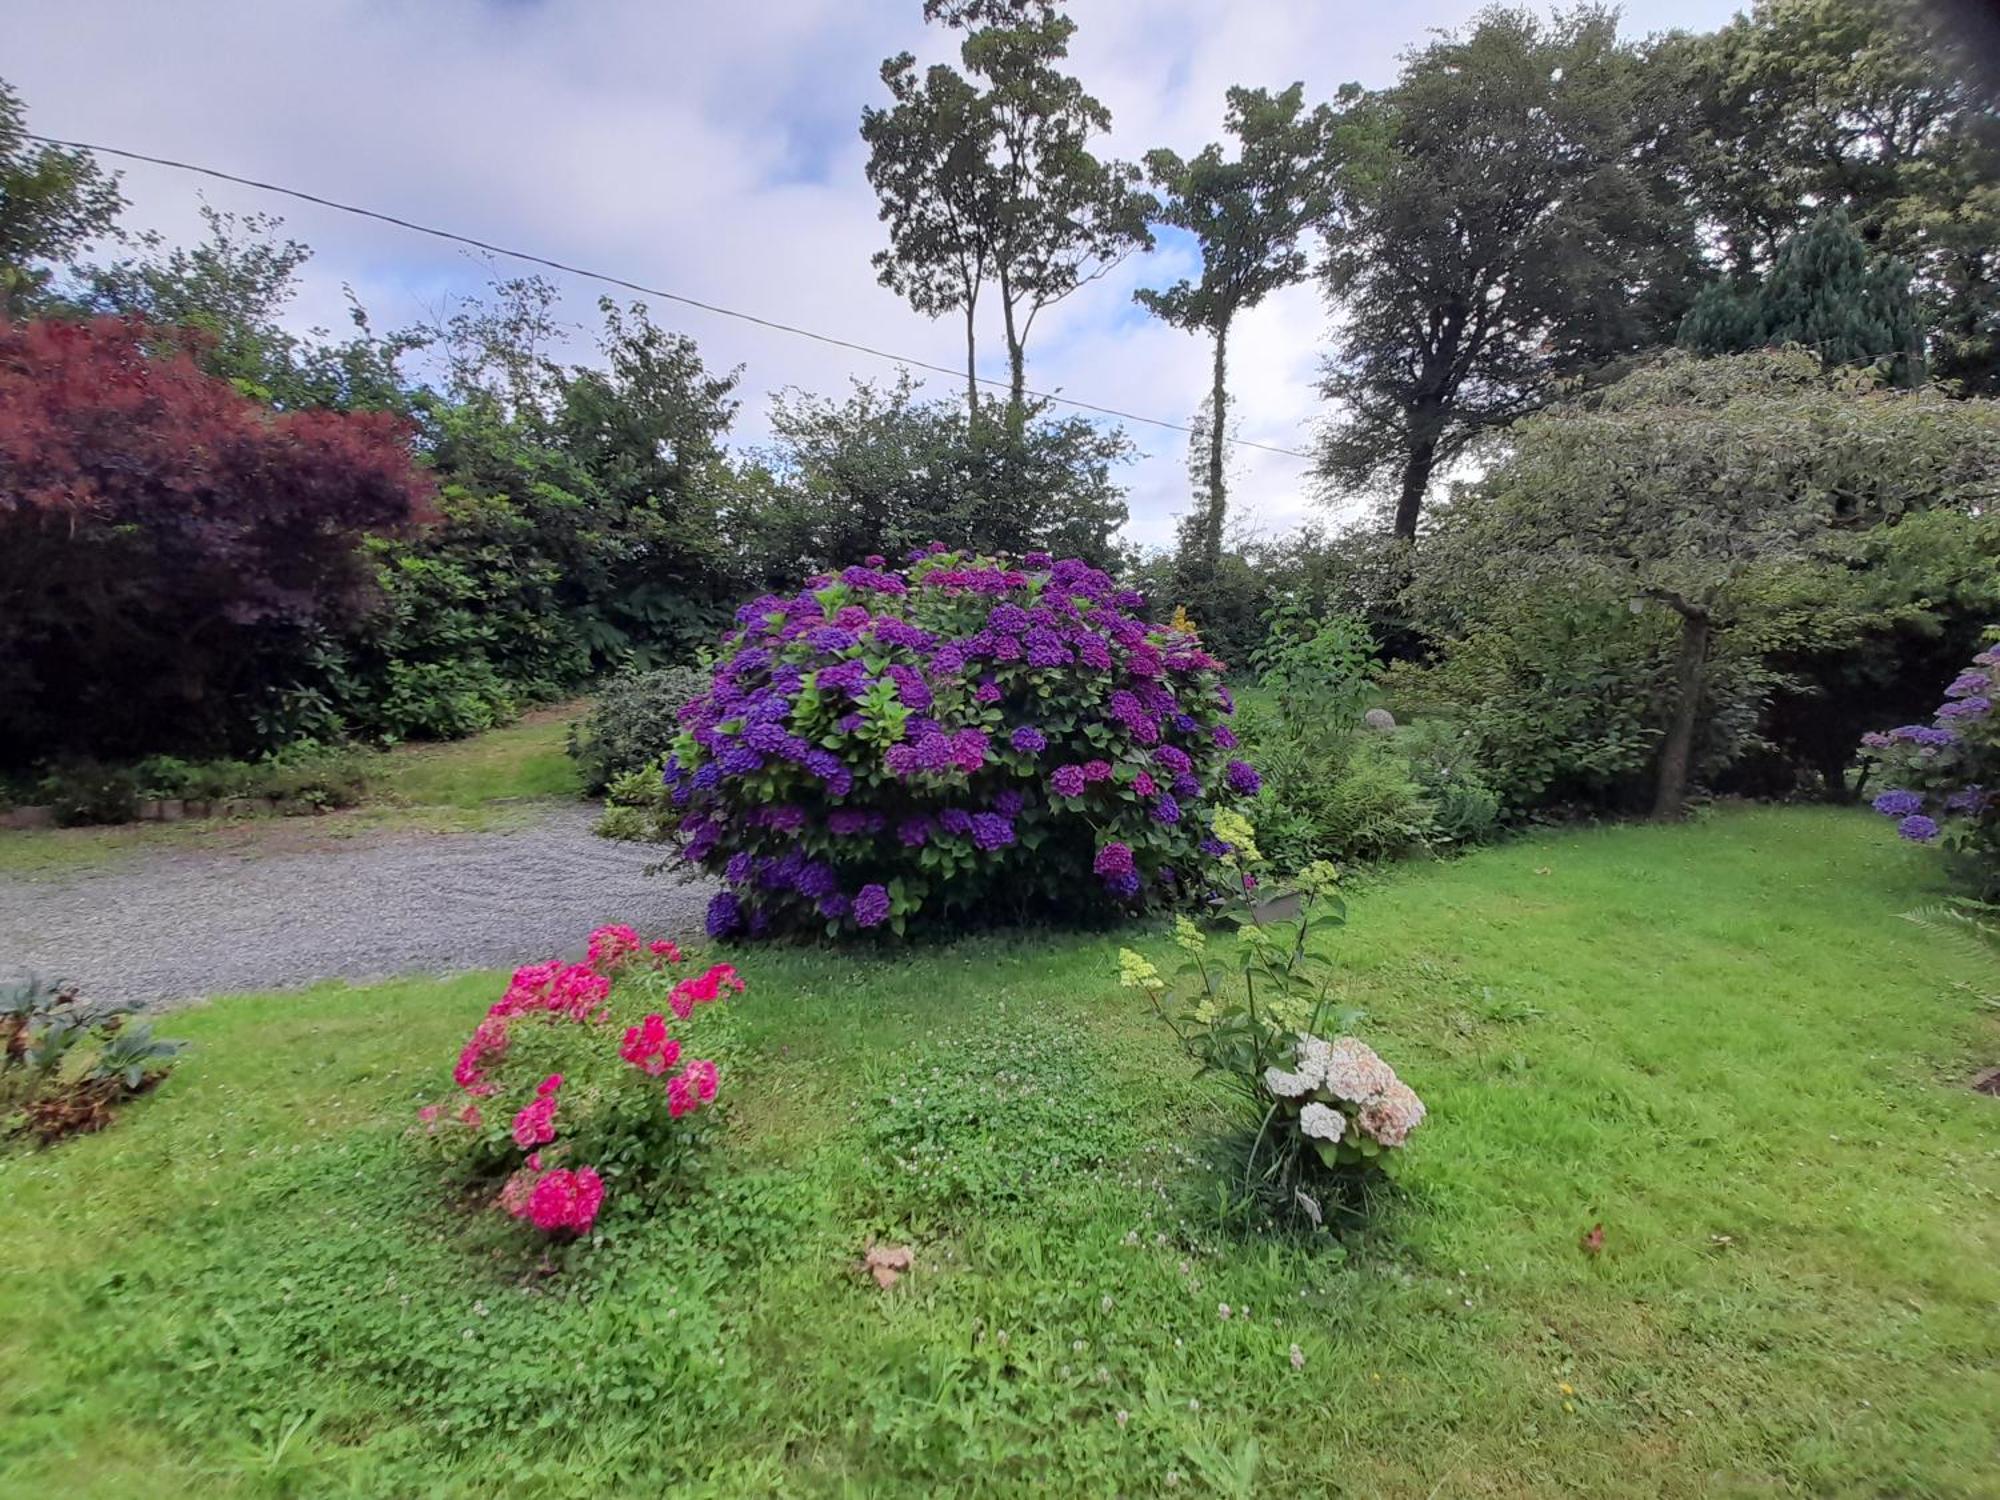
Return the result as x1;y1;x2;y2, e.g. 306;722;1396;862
1860;642;2000;894
632;547;1260;938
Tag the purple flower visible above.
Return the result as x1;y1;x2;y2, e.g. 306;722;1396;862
854;883;892;928
884;744;920;778
914;731;957;774
744;721;791;754
971;813;1016;850
691;763;722;791
705;891;742;938
1154;745;1192;776
1093;842;1135;879
1010;725;1047;754
897;815;935;847
1871;789;1924;819
1890;724;1957;747
1858;731;1893;750
1050;764;1086;798
939;808;975;837
1945;785;1987;814
1945;671;1991;699
828;808;884;836
1082;760;1112;784
1150;794;1182;826
1024;551;1052;568
1938;696;1991;719
951;727;990;774
818;893;851;921
1074;634;1113;671
797;861;838;900
1173;773;1201;799
1212;725;1239;750
808;625;858;655
1107;869;1142;899
725;852;754;884
1024;627;1071;668
1226;759;1262;796
836;712;865;734
993;788;1025;817
1898;814;1940;842
718;744;765;777
974;679;1003;704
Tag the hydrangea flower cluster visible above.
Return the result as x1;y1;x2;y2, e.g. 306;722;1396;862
648;548;1257;937
1262;1034;1428;1156
421;926;740;1241
1860;643;2000;893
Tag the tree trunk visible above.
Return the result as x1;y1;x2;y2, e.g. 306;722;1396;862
1392;395;1445;541
1654;604;1711;820
963;301;980;421
1203;315;1230;573
998;283;1026;436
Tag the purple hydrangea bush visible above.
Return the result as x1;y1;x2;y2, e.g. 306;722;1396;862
1860;642;2000;893
650;547;1260;938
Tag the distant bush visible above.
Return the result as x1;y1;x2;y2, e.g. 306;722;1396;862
568;666;709;795
608;548;1259;938
35;746;375;825
1392;721;1500;846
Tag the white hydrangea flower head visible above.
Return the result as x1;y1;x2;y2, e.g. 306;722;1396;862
1263;1033;1330;1098
1358;1078;1427;1147
1298;1101;1346;1141
1320;1036;1397;1104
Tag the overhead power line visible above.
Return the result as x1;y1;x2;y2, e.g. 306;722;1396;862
30;134;1317;462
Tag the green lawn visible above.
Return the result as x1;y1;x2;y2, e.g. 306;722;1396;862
1;807;1995;1496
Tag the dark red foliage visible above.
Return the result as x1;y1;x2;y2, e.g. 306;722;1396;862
0;317;435;764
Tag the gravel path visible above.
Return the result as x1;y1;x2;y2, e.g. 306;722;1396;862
0;805;715;1010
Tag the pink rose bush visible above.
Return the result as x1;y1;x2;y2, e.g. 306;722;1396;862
419;925;741;1240
606;547;1259;939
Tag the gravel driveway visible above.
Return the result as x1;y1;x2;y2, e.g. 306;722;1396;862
0;805;715;1010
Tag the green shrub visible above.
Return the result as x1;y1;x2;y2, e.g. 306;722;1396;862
568;665;709;795
35;761;143;826
1392;721;1500;845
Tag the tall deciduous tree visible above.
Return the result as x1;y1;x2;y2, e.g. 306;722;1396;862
1316;6;1699;539
0;78;122;317
1679;208;1927;383
1662;0;2000;392
1137;84;1330;579
863;0;1152;430
1416;350;2000;817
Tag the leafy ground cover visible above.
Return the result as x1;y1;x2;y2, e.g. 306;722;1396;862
0;807;1994;1496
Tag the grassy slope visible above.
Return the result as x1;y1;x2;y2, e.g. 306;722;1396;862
0;707;584;876
0;807;1994;1496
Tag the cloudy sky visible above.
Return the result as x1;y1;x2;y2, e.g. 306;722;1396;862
10;0;1746;550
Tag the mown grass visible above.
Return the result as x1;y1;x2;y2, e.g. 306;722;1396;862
0;706;586;876
0;807;1994;1496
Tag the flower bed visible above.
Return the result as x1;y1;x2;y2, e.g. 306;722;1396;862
647;548;1259;938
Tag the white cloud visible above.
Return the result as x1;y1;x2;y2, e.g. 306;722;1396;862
8;0;1746;551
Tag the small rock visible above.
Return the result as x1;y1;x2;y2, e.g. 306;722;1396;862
1362;707;1397;731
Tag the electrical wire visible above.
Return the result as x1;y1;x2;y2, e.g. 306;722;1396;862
28;133;1318;461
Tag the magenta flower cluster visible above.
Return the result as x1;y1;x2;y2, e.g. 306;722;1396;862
654;547;1257;936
